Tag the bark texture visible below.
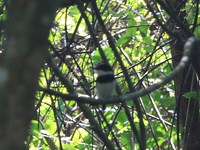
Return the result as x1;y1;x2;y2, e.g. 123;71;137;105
0;0;57;149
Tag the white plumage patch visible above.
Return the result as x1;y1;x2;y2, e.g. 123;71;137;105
96;80;116;99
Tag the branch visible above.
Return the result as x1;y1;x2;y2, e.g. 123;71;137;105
89;1;145;148
46;53;116;150
154;0;192;37
76;0;109;63
41;37;198;105
144;0;181;38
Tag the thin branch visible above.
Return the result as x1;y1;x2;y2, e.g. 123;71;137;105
46;52;116;150
89;1;146;149
154;0;192;36
41;37;198;105
76;0;109;63
192;0;199;32
46;53;76;95
144;0;181;39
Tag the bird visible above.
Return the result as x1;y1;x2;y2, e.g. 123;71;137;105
94;63;116;105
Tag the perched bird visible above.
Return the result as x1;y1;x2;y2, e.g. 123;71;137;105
94;63;116;103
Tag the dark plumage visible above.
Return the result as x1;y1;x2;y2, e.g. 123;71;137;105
94;63;116;100
94;63;113;72
96;74;115;83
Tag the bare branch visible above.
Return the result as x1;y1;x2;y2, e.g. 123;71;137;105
41;37;198;105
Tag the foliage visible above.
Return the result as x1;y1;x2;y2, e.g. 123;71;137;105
32;1;172;149
1;0;199;149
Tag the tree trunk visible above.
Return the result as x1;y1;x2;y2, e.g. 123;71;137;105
169;2;200;149
0;1;57;149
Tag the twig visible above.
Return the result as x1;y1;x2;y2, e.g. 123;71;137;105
42;37;198;105
46;52;116;150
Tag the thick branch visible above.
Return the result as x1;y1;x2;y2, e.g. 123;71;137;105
41;37;198;105
46;53;116;150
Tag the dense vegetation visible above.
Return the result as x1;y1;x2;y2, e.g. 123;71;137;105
0;0;200;149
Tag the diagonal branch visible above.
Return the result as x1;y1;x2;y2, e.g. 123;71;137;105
42;37;198;105
46;53;116;150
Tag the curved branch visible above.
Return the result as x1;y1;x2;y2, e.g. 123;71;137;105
41;37;198;105
46;53;116;150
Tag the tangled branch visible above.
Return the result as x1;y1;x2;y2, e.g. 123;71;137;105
41;37;199;105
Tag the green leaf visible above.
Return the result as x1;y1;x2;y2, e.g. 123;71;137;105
116;34;132;47
30;120;42;135
183;91;200;100
126;19;137;36
117;111;127;123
